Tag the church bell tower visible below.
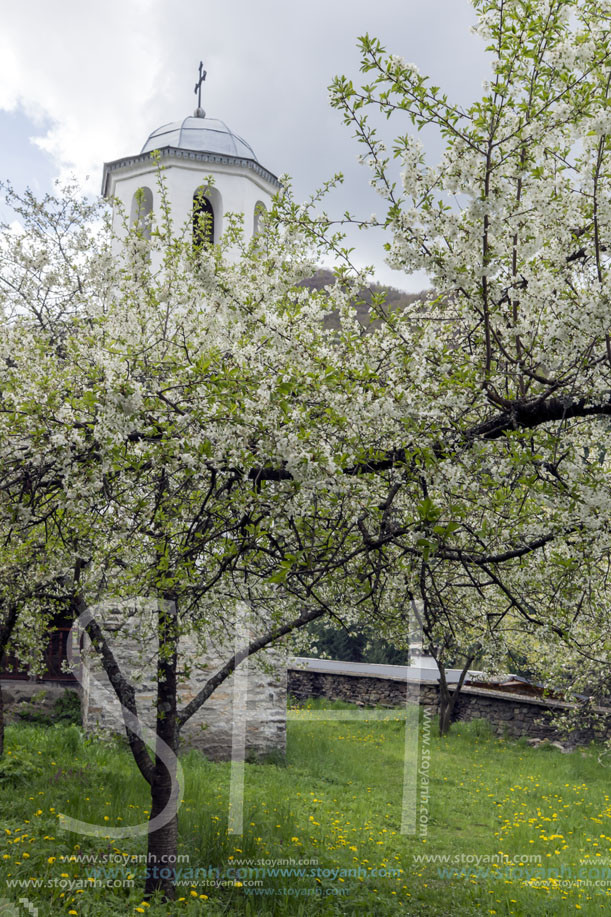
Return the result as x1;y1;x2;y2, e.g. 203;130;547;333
102;62;279;252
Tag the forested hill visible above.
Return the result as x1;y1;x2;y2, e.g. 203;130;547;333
298;268;429;329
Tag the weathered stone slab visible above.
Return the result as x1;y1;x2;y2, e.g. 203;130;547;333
80;608;286;761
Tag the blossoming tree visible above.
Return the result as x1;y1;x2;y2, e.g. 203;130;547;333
2;0;611;901
275;0;611;732
0;178;392;897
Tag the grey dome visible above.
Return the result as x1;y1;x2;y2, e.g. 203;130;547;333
141;116;258;161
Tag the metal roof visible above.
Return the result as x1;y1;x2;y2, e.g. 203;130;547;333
141;116;257;160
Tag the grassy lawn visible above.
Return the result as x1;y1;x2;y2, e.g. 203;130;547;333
0;700;610;915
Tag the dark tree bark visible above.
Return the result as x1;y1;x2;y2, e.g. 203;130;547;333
84;585;329;901
80;599;155;786
436;655;475;737
0;603;19;758
144;599;180;900
0;680;4;759
249;396;611;483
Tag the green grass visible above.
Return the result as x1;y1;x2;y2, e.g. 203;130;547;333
0;703;610;916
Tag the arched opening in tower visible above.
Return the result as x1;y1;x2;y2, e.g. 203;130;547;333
193;191;215;248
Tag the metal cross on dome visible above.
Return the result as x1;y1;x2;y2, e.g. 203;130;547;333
194;61;207;117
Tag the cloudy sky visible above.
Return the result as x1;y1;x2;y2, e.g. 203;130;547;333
0;0;489;289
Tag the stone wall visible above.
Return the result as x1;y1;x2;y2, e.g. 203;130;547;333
0;681;80;723
288;667;611;745
81;608;286;761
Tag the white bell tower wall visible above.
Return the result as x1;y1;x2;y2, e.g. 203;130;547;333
103;141;279;261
